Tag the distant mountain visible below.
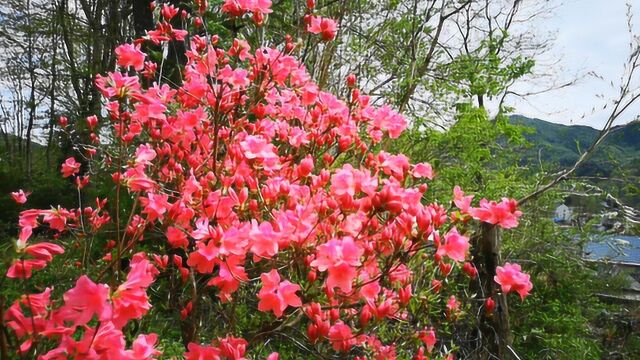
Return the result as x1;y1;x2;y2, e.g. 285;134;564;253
511;115;639;168
510;115;640;206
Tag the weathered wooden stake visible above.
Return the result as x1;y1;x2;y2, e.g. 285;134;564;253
473;223;512;359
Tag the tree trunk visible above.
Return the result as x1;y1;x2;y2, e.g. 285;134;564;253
25;0;37;178
46;25;59;167
133;0;154;37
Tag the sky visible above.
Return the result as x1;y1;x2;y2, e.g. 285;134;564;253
508;0;640;129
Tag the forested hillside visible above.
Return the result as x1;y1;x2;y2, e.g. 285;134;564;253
512;115;640;207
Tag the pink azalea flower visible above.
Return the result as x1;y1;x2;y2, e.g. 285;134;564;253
166;226;189;248
222;0;248;17
494;262;533;300
41;208;71;232
124;170;157;192
306;16;338;41
249;220;280;259
311;237;363;293
257;269;302;317
86;115;98;130
115;43;146;71
19;209;40;229
330;164;378;199
24;242;64;262
218;335;249;359
140;192;170;221
90;322;129;357
184;343;221;359
126;333;162;359
10;189;29;204
221;225;250;256
95;71;141;98
60;275;112;326
187;240;220;274
436;227;469;262
453;186;473;213
207;255;248;302
411;162;434;180
469;198;522;228
369;105;407;140
221;0;272;22
218;65;250;88
240;135;278;161
229;38;252;61
418;328;436;353
135;144;157;164
112;257;157;328
252;0;273;14
378;152;410;179
17;226;32;247
61;157;81;178
6;259;47;279
161;4;179;20
328;321;354;352
3;288;52;353
446;295;460;316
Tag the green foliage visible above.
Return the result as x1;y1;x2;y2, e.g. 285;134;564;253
435;35;535;100
393;101;632;358
505;216;606;359
396;105;531;203
0;143;77;241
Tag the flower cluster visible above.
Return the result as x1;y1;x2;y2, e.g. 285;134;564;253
3;1;531;358
5;254;159;357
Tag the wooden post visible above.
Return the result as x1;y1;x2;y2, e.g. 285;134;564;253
472;223;512;359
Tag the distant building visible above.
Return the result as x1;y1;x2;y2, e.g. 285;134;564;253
583;234;640;302
553;204;573;223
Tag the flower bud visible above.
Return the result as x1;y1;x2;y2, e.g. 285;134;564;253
485;297;496;315
431;279;442;293
253;11;264;26
351;88;360;102
346;74;357;88
439;262;452;277
285;42;295;53
462;262;478;279
399;285;412;306
307;269;317;283
322;153;333;165
307;324;319;343
329;308;339;323
297;155;314;177
359;306;372;327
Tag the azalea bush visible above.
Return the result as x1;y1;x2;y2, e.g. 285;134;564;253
1;1;532;358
